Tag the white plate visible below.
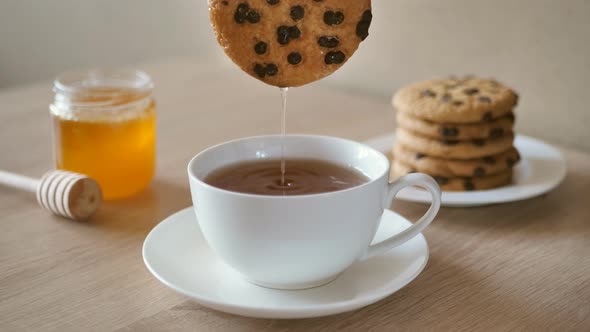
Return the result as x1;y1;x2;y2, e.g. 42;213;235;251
364;133;567;207
143;207;429;319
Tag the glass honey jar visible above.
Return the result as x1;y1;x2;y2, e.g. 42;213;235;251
50;69;156;200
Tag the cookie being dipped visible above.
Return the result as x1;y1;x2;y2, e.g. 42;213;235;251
209;0;372;87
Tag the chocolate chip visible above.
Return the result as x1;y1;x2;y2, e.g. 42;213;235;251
441;93;452;102
473;167;486;177
324;11;344;25
287;52;302;65
246;10;261;23
237;3;249;13
421;89;436;98
472;139;486;147
440;127;459;137
265;64;278;76
277;26;290;44
453;100;464;106
506;113;515;122
318;36;339;48
222;1;228;5
464;180;475;191
416;153;426;159
254;63;266;78
356;10;372;40
441;140;459;146
267;0;279;4
464;88;479;95
506;158;517;167
234;3;250;23
479;96;492;103
289;26;301;39
434;176;449;185
254;41;267;55
490;128;504;138
290;5;304;21
482;111;493;122
513;93;519;106
235;3;260;24
483;156;496;164
325;51;345;64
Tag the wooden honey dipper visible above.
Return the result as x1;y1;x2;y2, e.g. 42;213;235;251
0;169;102;220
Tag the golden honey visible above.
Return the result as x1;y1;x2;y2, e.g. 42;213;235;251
50;70;156;200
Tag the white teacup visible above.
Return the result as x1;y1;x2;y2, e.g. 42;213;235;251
188;135;441;290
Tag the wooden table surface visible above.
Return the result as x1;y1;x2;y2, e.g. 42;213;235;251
1;60;589;331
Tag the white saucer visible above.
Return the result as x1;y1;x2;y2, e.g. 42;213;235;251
365;133;567;207
143;207;429;319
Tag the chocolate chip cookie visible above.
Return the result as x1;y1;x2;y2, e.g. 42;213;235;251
392;77;518;123
393;144;520;178
396;128;514;159
396;111;515;141
209;0;372;87
391;160;513;191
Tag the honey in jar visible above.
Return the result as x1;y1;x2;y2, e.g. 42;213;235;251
50;70;156;200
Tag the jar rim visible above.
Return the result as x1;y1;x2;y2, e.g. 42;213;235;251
51;68;154;121
53;68;154;97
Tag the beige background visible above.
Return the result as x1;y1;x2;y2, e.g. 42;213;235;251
1;0;589;151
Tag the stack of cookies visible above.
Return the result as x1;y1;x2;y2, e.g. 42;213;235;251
391;77;520;191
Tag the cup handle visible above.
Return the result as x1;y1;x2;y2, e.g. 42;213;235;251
360;173;441;261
